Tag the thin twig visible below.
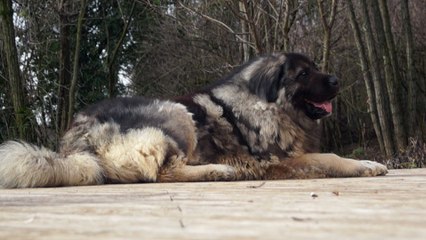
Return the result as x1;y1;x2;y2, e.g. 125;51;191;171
247;182;266;188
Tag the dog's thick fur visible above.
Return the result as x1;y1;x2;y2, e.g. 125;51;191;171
0;53;387;188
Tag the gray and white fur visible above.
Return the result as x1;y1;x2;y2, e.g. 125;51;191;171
0;53;387;188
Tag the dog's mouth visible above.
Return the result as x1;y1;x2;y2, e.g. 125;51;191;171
303;94;337;120
305;99;332;114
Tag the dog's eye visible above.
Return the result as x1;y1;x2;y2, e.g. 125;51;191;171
298;70;309;78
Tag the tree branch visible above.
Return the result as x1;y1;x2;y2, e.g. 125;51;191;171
67;0;87;128
177;1;255;48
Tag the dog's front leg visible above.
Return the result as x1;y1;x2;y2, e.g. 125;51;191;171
265;153;388;180
157;154;237;182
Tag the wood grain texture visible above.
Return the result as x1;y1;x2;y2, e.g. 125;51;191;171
1;169;425;240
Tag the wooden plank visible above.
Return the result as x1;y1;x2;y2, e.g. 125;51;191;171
0;169;425;240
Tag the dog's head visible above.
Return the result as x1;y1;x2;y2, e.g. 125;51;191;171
247;53;339;120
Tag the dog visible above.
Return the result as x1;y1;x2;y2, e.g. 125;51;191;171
0;53;388;188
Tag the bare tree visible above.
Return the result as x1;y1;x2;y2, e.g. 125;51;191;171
57;0;72;137
316;0;338;72
68;0;87;128
346;0;384;153
401;0;416;137
106;0;136;98
281;0;298;52
359;0;395;156
377;0;407;150
0;0;31;140
238;1;250;61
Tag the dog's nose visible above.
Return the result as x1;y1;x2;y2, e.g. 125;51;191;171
328;76;339;87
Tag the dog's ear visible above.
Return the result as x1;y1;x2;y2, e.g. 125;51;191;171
248;63;285;102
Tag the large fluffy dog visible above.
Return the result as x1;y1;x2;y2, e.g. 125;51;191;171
0;53;387;188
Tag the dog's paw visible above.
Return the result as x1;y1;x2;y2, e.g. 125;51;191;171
359;160;388;176
207;164;237;181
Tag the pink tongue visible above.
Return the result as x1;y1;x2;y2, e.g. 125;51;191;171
312;101;332;113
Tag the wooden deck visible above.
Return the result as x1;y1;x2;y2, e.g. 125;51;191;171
1;169;425;240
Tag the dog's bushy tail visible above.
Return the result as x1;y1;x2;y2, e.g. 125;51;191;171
0;141;104;188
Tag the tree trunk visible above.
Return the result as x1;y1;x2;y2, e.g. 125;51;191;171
316;0;338;72
68;0;87;128
57;0;72;137
107;0;136;98
240;0;263;54
359;0;395;156
377;0;407;150
401;0;416;138
282;0;298;52
238;1;250;62
0;0;30;140
346;0;384;154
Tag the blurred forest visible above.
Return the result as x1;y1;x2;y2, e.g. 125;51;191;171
0;0;425;167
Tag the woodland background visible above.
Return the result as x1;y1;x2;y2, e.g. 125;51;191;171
0;0;425;167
